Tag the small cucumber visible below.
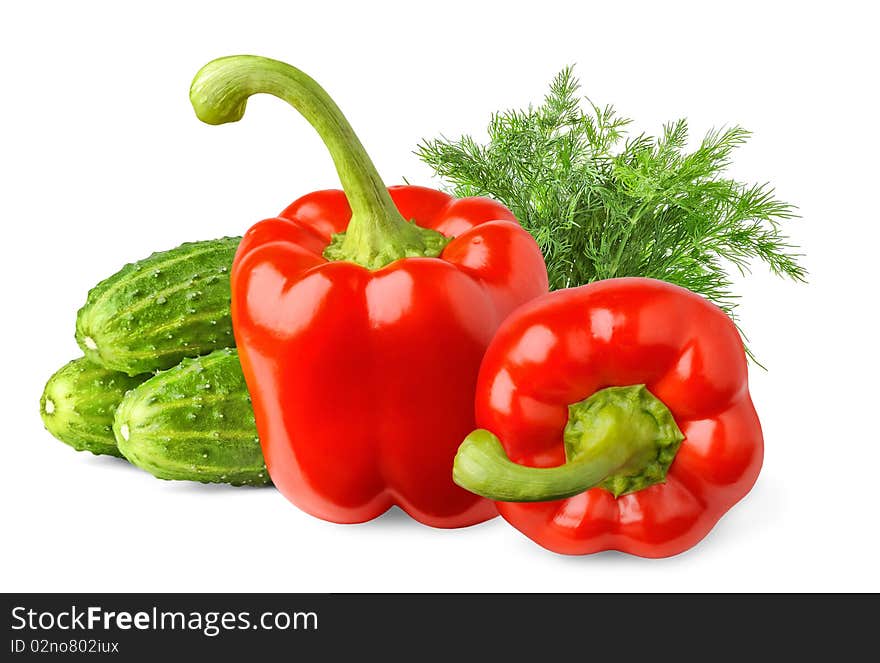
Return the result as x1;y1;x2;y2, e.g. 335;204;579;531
40;357;148;457
76;237;240;376
114;348;268;486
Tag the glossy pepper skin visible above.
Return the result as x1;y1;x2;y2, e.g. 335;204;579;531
233;186;548;526
190;55;549;527
465;278;763;556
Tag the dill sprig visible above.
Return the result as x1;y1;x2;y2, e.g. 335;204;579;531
417;66;805;341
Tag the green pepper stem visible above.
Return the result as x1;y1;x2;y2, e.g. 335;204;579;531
190;55;447;269
453;385;685;502
453;429;625;502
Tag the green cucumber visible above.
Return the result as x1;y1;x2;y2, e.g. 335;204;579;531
76;237;240;376
114;348;268;486
40;357;148;457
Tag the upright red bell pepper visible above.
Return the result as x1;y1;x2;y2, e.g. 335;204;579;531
453;278;763;556
190;56;549;527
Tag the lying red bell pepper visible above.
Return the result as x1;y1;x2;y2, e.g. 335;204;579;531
453;278;763;556
190;55;548;527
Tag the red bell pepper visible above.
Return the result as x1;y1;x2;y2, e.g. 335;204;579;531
190;56;548;527
453;278;763;556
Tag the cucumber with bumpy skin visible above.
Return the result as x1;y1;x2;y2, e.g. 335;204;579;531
40;357;148;457
76;237;240;376
114;348;268;486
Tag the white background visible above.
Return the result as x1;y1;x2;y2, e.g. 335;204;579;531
1;1;878;592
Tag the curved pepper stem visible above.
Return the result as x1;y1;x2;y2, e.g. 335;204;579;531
453;385;684;502
190;55;447;269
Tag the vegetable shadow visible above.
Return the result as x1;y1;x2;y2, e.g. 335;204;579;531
360;505;497;534
84;452;277;494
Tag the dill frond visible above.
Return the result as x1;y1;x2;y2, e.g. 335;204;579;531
416;67;805;348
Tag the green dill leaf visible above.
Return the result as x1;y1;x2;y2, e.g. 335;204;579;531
416;66;805;355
